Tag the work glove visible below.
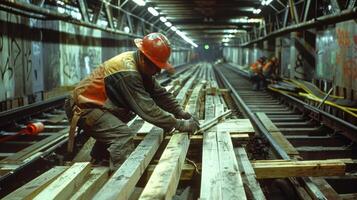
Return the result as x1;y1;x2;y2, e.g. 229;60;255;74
176;110;192;120
175;118;200;134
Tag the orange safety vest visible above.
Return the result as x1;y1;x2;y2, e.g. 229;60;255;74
67;51;138;152
262;60;276;75
250;61;264;74
72;51;138;109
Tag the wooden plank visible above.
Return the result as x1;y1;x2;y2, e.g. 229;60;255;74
200;130;246;199
146;163;200;181
185;82;205;118
2;166;68;200
205;95;216;120
252;159;353;165
252;161;346;179
70;167;109;200
200;130;221;199
136;122;154;134
340;193;357;200
139;133;190;200
176;69;200;106
235;148;266;200
72;137;96;162
217;130;246;200
134;133;250;144
93;128;163;200
256;113;299;156
33;162;91;200
217;119;255;135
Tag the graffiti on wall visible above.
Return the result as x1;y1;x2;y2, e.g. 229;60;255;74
316;20;357;91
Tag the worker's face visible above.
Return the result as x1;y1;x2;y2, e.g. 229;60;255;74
139;53;161;76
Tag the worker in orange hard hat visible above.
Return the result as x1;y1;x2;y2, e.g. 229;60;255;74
65;33;200;171
249;56;266;91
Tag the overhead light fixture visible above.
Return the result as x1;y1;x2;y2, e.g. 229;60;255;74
164;21;172;27
261;0;273;6
132;0;146;6
230;18;262;23
56;0;64;6
222;38;230;43
223;29;247;34
159;16;167;22
148;7;159;16
253;8;261;14
124;26;130;33
176;30;198;48
170;26;177;31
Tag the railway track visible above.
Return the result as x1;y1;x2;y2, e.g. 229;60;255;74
1;62;356;199
215;63;357;199
0;95;69;196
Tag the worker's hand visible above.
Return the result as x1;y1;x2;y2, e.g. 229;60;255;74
176;110;192;120
175;118;200;134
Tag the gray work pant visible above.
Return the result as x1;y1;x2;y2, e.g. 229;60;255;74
64;98;135;171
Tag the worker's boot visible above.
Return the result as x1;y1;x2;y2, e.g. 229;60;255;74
90;157;109;167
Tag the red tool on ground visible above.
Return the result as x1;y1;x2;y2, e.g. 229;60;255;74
0;122;44;143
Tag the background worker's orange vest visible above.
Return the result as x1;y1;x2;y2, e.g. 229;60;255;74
250;61;264;74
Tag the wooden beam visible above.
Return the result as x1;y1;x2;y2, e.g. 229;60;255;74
235;148;266;200
146;163;200;181
93;128;163;200
72;137;96;162
70;167;109;200
33;162;91;200
200;129;246;199
3;166;68;200
253;160;346;179
139;133;190;200
217;119;255;135
134;133;250;144
185;81;205;118
200;130;221;199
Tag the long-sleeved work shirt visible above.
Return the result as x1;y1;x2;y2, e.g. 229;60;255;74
71;51;183;130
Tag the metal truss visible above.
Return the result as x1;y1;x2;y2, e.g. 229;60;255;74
239;0;357;46
0;0;190;49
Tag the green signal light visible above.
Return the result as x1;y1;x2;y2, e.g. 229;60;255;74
204;44;209;50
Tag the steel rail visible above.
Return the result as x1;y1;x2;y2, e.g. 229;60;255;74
0;95;68;128
214;67;290;160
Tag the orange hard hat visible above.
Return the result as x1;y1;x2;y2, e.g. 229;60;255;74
134;32;173;71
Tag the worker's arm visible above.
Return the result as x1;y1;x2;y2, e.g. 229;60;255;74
147;77;187;118
105;72;177;131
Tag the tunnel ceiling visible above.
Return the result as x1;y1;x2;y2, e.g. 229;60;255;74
12;0;293;47
145;0;264;43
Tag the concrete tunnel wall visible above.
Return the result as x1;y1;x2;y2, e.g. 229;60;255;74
222;20;357;101
0;10;192;105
